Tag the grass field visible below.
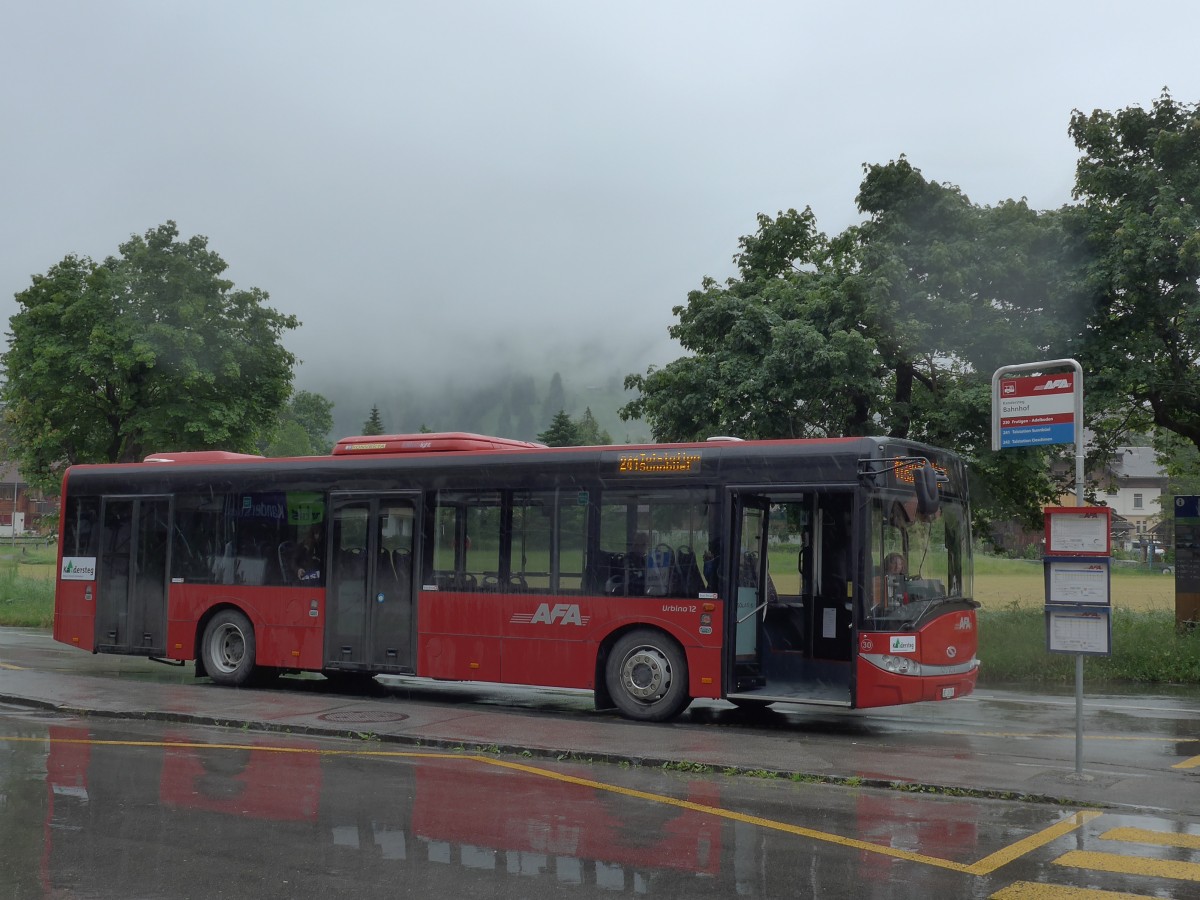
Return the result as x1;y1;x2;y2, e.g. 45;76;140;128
973;557;1176;612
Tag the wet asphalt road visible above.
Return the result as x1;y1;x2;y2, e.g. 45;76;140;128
2;627;1200;898
4;707;1197;899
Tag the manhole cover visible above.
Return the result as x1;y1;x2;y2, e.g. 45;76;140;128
317;710;409;724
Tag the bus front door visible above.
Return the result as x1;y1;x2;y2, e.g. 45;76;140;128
728;490;853;707
95;496;170;656
326;494;418;673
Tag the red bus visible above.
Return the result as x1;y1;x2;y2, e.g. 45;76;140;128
52;432;978;721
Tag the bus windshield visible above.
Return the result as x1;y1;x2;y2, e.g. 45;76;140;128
865;492;973;626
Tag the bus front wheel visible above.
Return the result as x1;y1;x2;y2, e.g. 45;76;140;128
605;629;691;722
201;609;257;687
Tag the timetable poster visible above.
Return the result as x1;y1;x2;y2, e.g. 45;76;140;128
1046;607;1111;656
1044;558;1111;606
1044;507;1111;556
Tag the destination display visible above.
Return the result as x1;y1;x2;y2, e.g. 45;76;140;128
614;450;704;475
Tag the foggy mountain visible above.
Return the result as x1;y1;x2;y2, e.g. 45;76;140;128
300;331;674;445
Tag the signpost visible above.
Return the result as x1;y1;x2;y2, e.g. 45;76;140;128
992;359;1098;780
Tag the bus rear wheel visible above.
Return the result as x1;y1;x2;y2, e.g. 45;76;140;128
201;609;256;687
605;629;691;722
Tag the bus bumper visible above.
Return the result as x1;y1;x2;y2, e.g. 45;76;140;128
854;656;979;709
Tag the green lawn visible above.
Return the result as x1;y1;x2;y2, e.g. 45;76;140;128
973;555;1176;612
0;545;57;627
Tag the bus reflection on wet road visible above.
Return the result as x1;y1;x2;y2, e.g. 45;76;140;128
1;710;1196;899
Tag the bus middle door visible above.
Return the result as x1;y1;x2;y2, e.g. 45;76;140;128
326;493;419;673
95;496;170;656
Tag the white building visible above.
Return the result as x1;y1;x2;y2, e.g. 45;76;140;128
1097;447;1167;552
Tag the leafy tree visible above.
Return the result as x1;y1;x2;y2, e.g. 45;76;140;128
622;167;1074;531
576;407;612;445
1;222;298;492
538;410;579;447
1154;430;1200;519
537;407;613;447
266;420;314;458
1068;90;1200;454
361;405;385;435
265;389;334;456
622;207;869;441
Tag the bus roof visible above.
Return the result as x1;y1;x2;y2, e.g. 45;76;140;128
332;432;547;455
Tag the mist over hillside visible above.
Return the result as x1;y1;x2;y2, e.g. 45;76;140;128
298;332;672;444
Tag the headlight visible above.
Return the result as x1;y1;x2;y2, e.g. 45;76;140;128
881;655;921;675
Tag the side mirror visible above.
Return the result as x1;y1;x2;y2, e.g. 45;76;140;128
915;462;940;518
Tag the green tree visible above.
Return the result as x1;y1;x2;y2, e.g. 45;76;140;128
361;405;385;435
265;389;335;456
622;167;1073;531
1;222;298;492
576;407;612;445
1068;90;1200;454
538;410;579;447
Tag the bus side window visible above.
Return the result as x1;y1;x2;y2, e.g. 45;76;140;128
427;491;500;593
593;491;713;599
63;496;100;559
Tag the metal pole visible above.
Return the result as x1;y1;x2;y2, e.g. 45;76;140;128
1069;359;1088;781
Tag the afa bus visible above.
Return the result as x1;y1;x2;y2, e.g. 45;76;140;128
53;432;979;722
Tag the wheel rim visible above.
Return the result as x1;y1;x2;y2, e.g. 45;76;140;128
208;622;246;674
618;645;673;701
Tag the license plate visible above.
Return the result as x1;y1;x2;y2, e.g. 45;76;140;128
941;687;955;699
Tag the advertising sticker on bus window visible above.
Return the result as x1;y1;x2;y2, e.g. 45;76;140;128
889;635;917;654
61;557;97;581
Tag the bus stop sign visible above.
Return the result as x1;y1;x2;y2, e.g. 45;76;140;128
992;368;1080;450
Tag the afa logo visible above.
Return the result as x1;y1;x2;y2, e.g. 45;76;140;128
510;603;591;626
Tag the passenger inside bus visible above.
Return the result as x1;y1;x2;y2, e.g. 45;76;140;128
294;525;324;584
873;551;908;613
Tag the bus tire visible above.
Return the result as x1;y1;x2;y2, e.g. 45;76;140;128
605;629;691;722
201;609;257;687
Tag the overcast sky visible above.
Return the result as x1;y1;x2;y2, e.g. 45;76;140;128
4;1;1200;395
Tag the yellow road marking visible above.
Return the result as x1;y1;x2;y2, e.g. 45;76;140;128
1101;826;1200;850
2;733;1100;875
0;662;22;670
1173;754;1200;770
1055;849;1200;882
965;812;1103;876
991;881;1158;899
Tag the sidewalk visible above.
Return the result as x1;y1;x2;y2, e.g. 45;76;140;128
3;647;1196;816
